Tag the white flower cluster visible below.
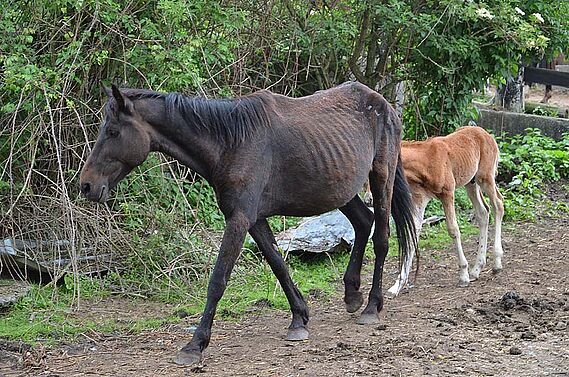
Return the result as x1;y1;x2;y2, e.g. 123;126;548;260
476;7;495;20
533;12;544;23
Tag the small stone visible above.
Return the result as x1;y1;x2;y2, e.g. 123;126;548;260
184;325;198;334
509;346;522;355
521;331;536;340
376;324;387;331
555;321;567;331
465;308;476;314
502;291;520;302
175;309;190;319
501;291;523;310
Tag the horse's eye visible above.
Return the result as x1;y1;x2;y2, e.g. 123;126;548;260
107;129;119;138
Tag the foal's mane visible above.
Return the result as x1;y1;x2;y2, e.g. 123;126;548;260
118;89;271;147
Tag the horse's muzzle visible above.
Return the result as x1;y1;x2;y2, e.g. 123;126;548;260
80;181;109;203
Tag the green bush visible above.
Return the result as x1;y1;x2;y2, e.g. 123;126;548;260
1;0;568;302
498;129;569;219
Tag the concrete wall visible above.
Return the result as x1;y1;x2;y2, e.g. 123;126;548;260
476;107;569;140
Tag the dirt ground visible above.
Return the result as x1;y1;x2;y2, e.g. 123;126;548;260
525;84;569;108
1;204;568;377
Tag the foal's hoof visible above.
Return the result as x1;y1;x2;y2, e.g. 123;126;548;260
174;349;202;365
469;270;481;281
457;279;470;288
356;313;380;325
492;266;502;274
345;292;364;313
287;326;309;341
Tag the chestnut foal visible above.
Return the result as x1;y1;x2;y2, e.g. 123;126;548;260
382;126;504;297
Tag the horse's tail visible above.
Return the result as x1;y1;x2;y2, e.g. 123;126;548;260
391;156;417;267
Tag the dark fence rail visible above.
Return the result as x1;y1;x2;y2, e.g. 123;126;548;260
524;66;569;88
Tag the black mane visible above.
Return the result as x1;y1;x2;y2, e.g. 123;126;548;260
166;92;271;147
117;89;271;147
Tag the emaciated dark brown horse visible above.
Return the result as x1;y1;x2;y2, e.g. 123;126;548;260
79;82;416;365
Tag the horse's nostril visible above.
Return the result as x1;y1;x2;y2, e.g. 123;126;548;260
81;182;91;195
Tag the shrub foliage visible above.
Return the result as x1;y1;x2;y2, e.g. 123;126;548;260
1;0;568;296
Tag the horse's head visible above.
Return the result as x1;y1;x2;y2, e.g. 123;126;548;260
80;85;151;203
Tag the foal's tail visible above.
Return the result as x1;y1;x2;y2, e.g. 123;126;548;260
391;157;417;266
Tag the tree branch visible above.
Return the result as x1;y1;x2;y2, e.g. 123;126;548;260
348;6;370;83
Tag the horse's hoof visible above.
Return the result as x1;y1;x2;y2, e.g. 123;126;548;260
174;349;202;365
287;326;309;341
458;279;470;288
469;270;481;281
492;266;502;274
345;292;364;313
356;313;379;325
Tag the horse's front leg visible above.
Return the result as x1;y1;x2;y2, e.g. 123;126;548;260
249;219;310;340
440;190;470;287
175;211;251;365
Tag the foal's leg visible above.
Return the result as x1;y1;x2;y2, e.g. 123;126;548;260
357;165;393;325
440;190;470;287
465;183;490;280
386;193;429;298
249;219;309;340
175;211;251;365
480;179;505;272
340;196;374;313
363;179;374;206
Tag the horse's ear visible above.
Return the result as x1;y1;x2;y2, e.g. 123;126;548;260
103;85;112;97
111;84;133;115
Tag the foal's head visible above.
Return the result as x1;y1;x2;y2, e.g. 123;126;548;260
80;85;151;203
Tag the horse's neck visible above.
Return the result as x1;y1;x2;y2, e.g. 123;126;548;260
142;98;223;181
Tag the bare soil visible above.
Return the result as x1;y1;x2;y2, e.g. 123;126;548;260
526;85;569;108
1;210;568;376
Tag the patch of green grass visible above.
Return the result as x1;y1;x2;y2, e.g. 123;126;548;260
215;249;351;319
419;220;478;251
0;281;178;342
498;129;569;220
1;285;85;341
1;196;484;341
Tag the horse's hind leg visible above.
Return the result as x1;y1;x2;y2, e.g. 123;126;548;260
340;196;374;313
440;189;470;287
249;219;309;340
465;182;490;281
357;162;394;325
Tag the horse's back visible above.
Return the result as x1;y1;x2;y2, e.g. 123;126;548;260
401;126;498;191
268;81;384;121
267;81;400;161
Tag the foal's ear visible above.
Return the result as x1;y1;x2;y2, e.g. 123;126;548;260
110;84;133;115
